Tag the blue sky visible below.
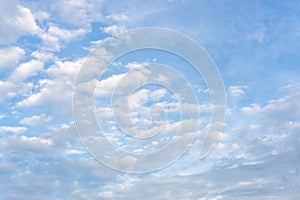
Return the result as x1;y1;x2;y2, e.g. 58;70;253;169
0;0;300;199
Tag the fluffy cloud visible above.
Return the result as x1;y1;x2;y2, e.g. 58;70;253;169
101;24;126;35
0;46;25;70
19;114;52;127
0;81;33;102
16;58;82;108
0;59;43;102
16;79;70;107
10;60;44;82
0;126;27;134
0;2;42;44
48;25;88;42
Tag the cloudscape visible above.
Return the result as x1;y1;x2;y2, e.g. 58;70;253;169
0;0;299;199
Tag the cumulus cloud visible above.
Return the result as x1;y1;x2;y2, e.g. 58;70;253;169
16;58;83;108
10;60;44;82
19;114;52;127
0;2;42;44
0;81;33;102
16;80;69;107
0;126;27;134
48;25;88;42
0;46;25;70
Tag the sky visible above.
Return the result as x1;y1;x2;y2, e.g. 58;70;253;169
0;0;300;199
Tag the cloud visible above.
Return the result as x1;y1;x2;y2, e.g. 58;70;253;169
0;2;42;44
0;59;44;103
0;1;299;199
55;0;103;27
148;88;167;101
106;131;298;200
0;46;25;70
0;114;6;120
0;1;91;51
15;5;42;34
0;81;32;102
46;59;82;79
66;149;86;155
106;14;130;22
101;24;126;35
19;114;52;127
240;84;300;131
0;126;27;134
241;103;262;115
16;58;83;108
48;25;88;42
16;80;69;107
0;158;119;200
31;51;54;62
94;74;124;96
10;60;44;82
228;85;248;97
33;10;50;23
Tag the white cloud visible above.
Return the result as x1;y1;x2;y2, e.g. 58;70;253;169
48;25;87;42
56;0;103;27
0;81;33;102
16;58;83;108
0;135;54;152
10;60;44;82
0;114;6;120
241;103;262;115
95;73;126;96
102;24;126;35
46;59;82;79
0;1;299;199
0;1;89;50
39;32;61;51
31;51;54;62
19;114;52;127
0;46;25;69
240;86;300;130
228;85;248;97
66;149;86;155
16;80;69;107
33;10;49;23
0;126;27;134
0;3;42;44
128;88;149;107
15;5;42;35
149;88;166;101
